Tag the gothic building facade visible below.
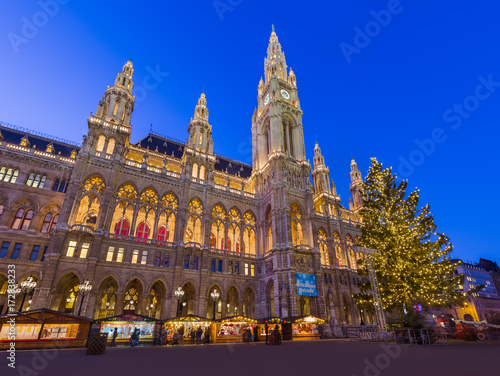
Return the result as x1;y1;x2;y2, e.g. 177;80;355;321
0;28;371;327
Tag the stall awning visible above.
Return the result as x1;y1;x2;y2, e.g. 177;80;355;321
163;315;213;323
285;315;326;324
216;316;259;324
0;309;93;325
94;313;160;323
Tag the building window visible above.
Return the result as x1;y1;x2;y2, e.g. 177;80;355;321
0;242;10;258
251;264;255;276
228;261;233;274
245;263;249;276
106;246;115;262
131;250;139;263
155;251;161;266
0;204;3;218
328;274;332;284
40;213;56;233
324;274;328;284
41;246;48;261
11;208;25;229
141;251;148;265
193;256;199;270
80;243;90;258
0;167;19;183
136;222;150;239
116;248;124;263
184;255;190;269
66;241;77;257
235;262;239;275
218;260;223;273
27;174;46;189
21;210;33;230
30;245;40;261
211;258;216;272
164;253;170;267
11;243;22;259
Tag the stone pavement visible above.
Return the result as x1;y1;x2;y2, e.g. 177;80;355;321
4;339;499;376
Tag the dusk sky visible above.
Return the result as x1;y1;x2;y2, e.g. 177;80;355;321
1;1;498;262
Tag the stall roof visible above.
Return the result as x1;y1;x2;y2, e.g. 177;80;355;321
216;316;259;323
0;309;93;324
94;313;160;323
284;315;326;324
164;315;213;323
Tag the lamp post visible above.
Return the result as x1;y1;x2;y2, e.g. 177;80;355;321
210;289;220;320
19;277;37;312
174;287;184;317
77;280;93;316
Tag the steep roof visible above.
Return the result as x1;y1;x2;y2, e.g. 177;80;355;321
134;132;253;179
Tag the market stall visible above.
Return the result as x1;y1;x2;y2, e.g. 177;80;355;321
0;309;92;349
163;315;213;344
95;313;160;344
215;316;259;343
258;317;287;341
287;316;325;340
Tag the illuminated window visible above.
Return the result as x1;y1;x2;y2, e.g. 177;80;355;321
106;246;115;262
80;243;90;258
21;210;33;230
251;264;255;276
116;248;124;263
245;263;249;275
11;208;25;229
136;222;150;239
40;213;53;233
131;250;139;263
141;251;147;265
66;241;77;257
114;218;130;236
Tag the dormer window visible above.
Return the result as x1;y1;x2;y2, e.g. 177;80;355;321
46;143;54;153
20;136;29;147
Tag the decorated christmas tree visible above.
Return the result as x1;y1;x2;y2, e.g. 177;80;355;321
355;158;464;315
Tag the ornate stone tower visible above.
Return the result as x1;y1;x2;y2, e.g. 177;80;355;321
349;158;363;210
251;26;323;320
181;92;216;184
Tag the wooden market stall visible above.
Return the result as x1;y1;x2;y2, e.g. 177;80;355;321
214;316;259;343
258;317;288;341
0;309;92;349
287;315;325;340
162;315;213;344
94;313;160;345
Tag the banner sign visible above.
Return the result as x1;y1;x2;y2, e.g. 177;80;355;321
296;273;317;297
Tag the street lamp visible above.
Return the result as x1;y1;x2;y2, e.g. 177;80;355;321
77;280;93;316
19;277;37;312
174;287;184;317
210;289;220;320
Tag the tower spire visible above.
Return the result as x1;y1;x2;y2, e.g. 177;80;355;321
94;60;135;127
188;92;213;153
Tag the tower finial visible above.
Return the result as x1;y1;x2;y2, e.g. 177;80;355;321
130;52;134;62
150;123;153;133
272;22;275;32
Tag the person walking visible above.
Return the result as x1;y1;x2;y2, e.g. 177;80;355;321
191;328;196;344
135;328;140;346
111;328;118;347
196;326;203;345
179;325;185;346
265;322;269;345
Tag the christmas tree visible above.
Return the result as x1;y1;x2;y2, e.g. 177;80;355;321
355;158;464;314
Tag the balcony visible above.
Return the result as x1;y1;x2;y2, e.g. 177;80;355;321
209;248;256;259
70;224;95;235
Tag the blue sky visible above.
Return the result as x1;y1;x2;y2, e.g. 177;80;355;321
1;1;498;262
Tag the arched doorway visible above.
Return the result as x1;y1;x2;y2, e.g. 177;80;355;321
180;282;196;316
206;285;222;320
95;277;118;319
226;286;239;316
53;273;80;314
243;287;255;318
148;281;166;319
123;279;142;315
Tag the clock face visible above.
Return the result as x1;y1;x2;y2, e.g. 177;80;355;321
281;89;290;100
264;93;270;105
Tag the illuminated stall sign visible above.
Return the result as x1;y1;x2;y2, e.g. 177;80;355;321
296;273;317;297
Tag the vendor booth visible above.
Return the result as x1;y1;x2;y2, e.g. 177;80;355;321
215;316;259;343
95;313;160;344
288;316;325;340
0;309;92;349
258;317;286;341
163;315;213;344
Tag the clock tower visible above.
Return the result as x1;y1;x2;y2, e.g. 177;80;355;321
252;25;306;171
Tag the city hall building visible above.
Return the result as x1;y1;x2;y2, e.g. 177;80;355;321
0;28;370;328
